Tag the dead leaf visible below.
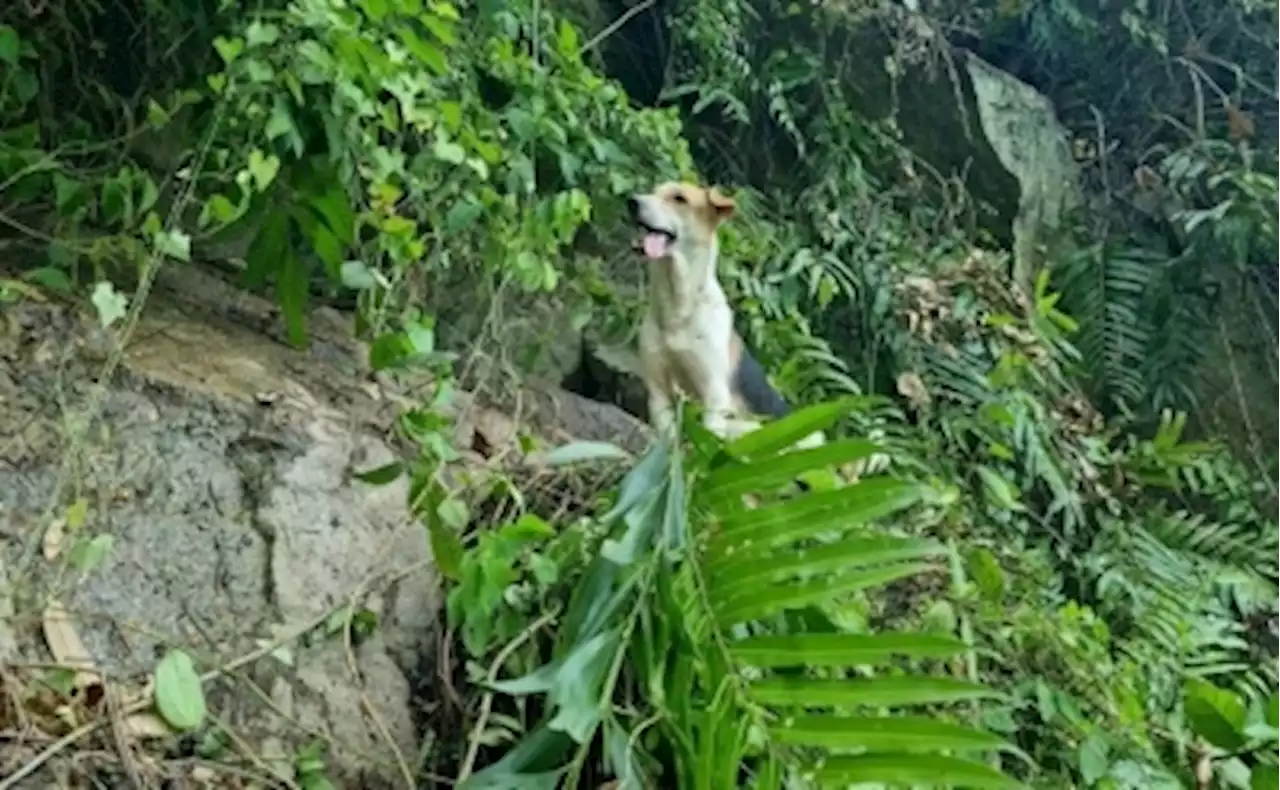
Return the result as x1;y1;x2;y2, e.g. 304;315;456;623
42;600;101;690
1226;103;1255;141
42;518;66;561
122;712;175;740
896;372;932;408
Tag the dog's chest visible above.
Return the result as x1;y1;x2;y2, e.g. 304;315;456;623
642;304;732;394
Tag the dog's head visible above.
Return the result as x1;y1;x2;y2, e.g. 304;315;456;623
627;182;736;261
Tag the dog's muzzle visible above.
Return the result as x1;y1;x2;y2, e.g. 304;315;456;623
629;195;676;260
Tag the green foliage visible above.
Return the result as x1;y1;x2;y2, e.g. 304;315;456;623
463;403;1023;789
2;0;1275;786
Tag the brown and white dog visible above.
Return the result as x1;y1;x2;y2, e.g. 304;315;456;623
627;181;823;448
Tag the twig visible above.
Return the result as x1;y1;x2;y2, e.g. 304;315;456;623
455;606;561;783
340;549;417;790
207;710;300;790
104;679;148;790
0;607;335;790
578;0;656;57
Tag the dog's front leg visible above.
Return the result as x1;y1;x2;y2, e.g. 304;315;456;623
700;379;741;441
647;384;676;438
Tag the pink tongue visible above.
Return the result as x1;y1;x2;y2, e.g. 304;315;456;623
642;232;670;259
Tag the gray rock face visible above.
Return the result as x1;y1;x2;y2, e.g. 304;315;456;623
0;265;647;787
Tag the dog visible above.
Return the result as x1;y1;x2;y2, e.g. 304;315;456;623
627;181;823;449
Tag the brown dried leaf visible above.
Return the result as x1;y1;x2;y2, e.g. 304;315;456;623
42;518;66;561
42;600;100;690
122;712;175;740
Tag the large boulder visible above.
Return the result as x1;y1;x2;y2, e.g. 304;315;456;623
0;263;647;787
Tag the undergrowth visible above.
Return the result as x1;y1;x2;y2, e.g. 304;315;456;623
0;0;1276;787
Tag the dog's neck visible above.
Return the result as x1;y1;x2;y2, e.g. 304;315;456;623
650;237;722;328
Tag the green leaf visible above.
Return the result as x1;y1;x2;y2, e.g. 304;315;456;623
701;438;881;503
545;629;619;743
771;714;1006;751
966;546;1007;602
436;497;469;530
709;534;938;595
247;149;281;191
354;462;403;485
369;332;412;371
724;396;861;459
713;562;933;626
543;441;630;466
397;26;448;74
1078;734;1110;785
153;228;192;262
340;261;381;291
444;199;484;232
418;478;464;580
0;26;18;65
277;249;309;347
245;210;289;288
90;281;129;329
244;20;280;47
154;649;206;731
1184;678;1248;751
1266;691;1278;729
421;11;457;45
705;478;923;562
1251;765;1279;790
729;633;967;668
433;137;466;165
749;676;997;708
212;36;243;65
24;267;73;292
977;465;1023;511
68;534;115;572
817;754;1025;789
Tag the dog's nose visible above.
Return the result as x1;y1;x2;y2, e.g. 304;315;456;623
626;196;639;216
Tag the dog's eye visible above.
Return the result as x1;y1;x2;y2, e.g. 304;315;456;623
671;193;687;205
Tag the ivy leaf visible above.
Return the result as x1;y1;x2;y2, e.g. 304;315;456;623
212;36;244;65
433;137;466;165
90;281;129;329
154;650;206;731
247;149;281;191
153;228;192;262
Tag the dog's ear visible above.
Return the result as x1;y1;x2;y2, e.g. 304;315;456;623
707;188;736;221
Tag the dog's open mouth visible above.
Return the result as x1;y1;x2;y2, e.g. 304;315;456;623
635;223;676;260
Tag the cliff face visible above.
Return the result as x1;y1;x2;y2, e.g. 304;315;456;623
0;264;646;787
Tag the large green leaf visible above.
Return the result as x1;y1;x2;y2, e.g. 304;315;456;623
770;714;1007;751
1184;678;1248;751
816;753;1026;789
704;478;924;563
708;535;941;598
723;396;863;459
729;633;968;668
748;676;998;708
700;438;881;503
713;562;935;626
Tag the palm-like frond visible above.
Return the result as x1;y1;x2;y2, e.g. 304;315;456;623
1055;242;1154;411
464;400;1025;789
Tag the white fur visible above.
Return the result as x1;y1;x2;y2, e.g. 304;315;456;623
632;190;820;448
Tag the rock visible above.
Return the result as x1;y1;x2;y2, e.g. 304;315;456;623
965;52;1082;291
0;263;650;787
